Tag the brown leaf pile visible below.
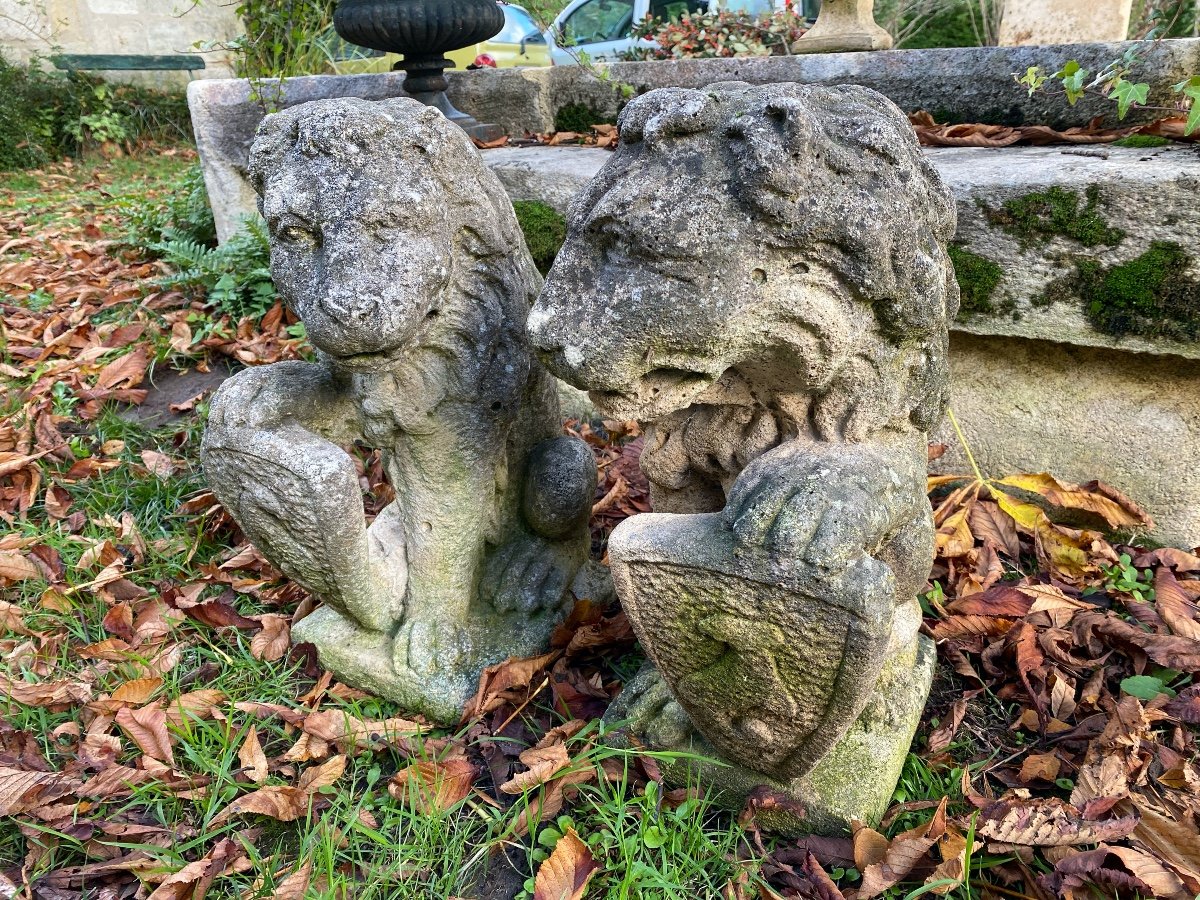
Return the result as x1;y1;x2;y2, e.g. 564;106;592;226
743;460;1200;900
910;111;1199;147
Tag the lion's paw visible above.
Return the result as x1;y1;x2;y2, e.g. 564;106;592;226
481;535;575;615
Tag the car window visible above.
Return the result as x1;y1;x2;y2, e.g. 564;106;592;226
648;0;706;20
495;5;542;42
721;0;773;11
562;0;636;45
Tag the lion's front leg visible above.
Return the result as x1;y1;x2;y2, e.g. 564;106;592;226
202;362;405;632
482;436;596;614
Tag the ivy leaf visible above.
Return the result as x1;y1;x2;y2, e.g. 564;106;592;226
1120;675;1175;700
1058;62;1089;106
1016;66;1048;97
1111;78;1150;120
1174;76;1200;135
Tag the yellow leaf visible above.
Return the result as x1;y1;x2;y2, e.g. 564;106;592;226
991;489;1046;532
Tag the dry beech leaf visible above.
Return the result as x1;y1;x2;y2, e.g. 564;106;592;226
0;675;92;707
250;614;291;662
855;796;947;899
501;744;571;795
110;677;163;706
238;726;269;784
211;785;310;825
297;754;347;792
274;859;313;900
0;766;79;815
115;704;175;767
165;689;226;727
301;710;423;751
0;550;43;583
388;758;476;814
976;795;1138;847
534;827;600;900
1155;567;1200;641
146;836;246;900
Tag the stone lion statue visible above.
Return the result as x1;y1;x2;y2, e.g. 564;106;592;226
201;97;595;723
528;82;958;831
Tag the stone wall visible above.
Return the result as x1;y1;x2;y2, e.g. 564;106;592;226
0;0;241;84
444;39;1200;136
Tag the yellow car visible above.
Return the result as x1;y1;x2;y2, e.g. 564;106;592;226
323;3;550;74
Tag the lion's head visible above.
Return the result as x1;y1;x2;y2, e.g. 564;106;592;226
249;97;535;369
528;82;958;441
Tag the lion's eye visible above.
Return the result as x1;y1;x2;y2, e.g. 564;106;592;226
279;225;316;244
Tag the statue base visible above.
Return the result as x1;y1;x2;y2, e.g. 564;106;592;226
604;634;936;836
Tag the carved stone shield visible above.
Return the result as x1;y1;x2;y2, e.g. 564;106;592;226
609;511;896;783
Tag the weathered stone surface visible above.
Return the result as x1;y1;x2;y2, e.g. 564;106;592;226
934;333;1200;549
451;39;1200;135
528;82;954;828
999;0;1132;46
608;630;936;835
491;143;1200;361
940;145;1200;360
188;73;412;242
189;40;1200;237
200;97;595;722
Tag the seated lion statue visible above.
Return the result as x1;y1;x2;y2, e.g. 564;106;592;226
528;82;958;829
201;97;595;723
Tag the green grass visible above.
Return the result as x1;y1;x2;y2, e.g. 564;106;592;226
0;150;194;237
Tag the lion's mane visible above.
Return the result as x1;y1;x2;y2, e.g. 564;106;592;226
571;81;959;440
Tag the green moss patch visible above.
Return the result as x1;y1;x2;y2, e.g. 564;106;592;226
513;200;567;275
1034;242;1200;342
984;185;1125;249
1081;242;1200;342
1112;134;1171;149
948;244;1005;318
553;102;614;134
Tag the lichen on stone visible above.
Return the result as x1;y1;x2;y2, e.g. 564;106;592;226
513;200;567;275
984;185;1125;249
947;243;1008;318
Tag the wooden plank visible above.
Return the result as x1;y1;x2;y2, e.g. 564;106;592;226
51;54;207;71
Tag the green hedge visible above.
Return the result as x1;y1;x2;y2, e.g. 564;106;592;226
0;55;190;171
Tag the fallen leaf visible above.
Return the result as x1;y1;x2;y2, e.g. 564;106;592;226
388;758;476;814
238;727;269;784
250;614;290;662
501;744;571;795
534;827;600;900
115;704;175;767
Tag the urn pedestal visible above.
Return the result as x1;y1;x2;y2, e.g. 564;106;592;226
334;0;506;141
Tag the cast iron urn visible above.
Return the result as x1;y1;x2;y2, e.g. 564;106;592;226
334;0;505;138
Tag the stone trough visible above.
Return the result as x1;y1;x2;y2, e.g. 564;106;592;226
188;42;1200;547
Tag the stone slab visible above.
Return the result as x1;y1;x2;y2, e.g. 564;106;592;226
450;39;1200;136
189;39;1200;238
933;333;1200;549
485;143;1200;362
999;0;1133;46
